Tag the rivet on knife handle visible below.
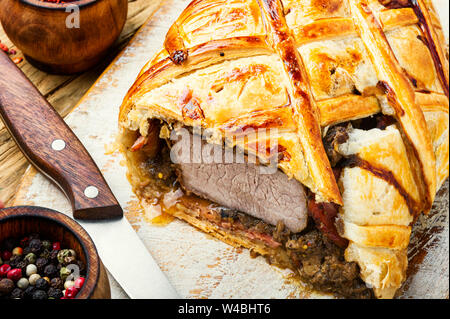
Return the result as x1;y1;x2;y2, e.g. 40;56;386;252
0;51;122;220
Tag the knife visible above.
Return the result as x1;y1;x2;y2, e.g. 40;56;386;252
0;51;179;299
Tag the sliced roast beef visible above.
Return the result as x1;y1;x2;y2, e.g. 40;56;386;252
170;130;308;233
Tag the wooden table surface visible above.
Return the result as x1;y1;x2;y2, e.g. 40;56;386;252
0;0;162;206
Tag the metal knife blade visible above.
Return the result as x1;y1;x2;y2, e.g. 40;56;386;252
79;218;179;299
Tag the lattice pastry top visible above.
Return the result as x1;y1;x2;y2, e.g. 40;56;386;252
119;0;449;298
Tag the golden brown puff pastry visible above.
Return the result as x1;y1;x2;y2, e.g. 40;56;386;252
119;0;449;299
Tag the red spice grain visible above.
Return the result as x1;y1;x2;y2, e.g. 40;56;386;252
0;264;11;277
6;268;22;282
0;40;17;55
64;286;79;299
52;242;61;250
0;43;8;53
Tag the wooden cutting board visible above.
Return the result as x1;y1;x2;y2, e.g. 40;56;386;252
13;0;449;299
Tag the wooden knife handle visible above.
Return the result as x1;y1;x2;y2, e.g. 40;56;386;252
0;51;122;220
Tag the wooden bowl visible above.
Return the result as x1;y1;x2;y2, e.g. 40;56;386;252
0;206;111;299
0;0;128;74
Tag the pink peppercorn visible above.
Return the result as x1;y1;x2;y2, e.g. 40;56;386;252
65;287;79;299
0;264;11;277
52;242;61;251
1;251;11;261
74;277;85;289
6;268;22;282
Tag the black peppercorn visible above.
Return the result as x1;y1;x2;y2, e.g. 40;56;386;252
1;233;87;299
1;238;16;252
0;279;14;296
10;288;24;299
29;239;42;254
32;290;48;300
50;277;63;290
40;249;51;259
16;260;27;273
23;247;32;256
7;255;23;268
49;250;59;263
48;287;63;299
35;257;48;272
24;286;36;299
35;278;48;290
44;264;58;278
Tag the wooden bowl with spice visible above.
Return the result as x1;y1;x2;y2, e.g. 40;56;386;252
0;206;111;299
0;0;128;74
